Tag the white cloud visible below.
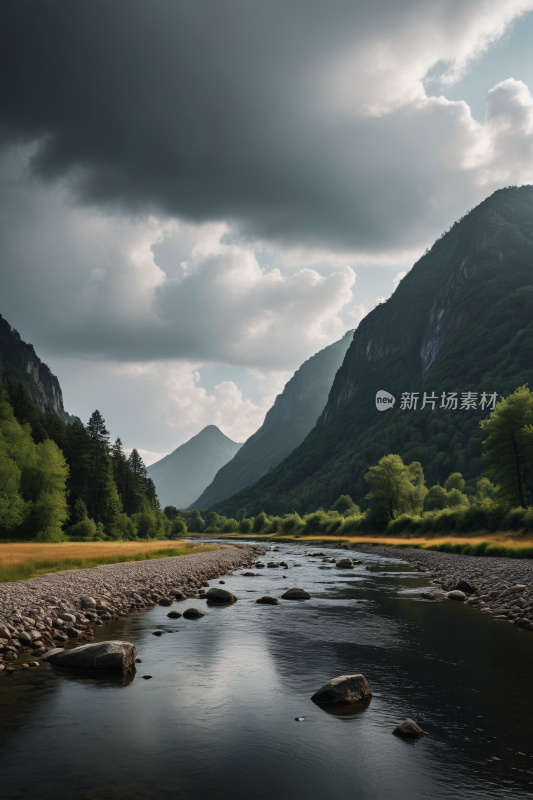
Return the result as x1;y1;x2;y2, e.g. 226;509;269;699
392;271;408;291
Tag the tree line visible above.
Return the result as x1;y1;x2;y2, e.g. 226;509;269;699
0;377;172;541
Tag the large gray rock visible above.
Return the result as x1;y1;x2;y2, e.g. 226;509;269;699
311;674;372;704
393;719;426;738
336;559;354;569
43;641;136;672
205;588;237;604
281;588;310;600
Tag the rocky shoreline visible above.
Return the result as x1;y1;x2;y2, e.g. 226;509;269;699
350;543;533;629
0;545;260;673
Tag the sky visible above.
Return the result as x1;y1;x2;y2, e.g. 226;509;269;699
1;0;533;464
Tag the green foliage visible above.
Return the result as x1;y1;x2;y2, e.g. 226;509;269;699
480;384;533;507
188;509;205;533
331;495;361;516
239;518;253;533
169;517;187;538
365;454;426;521
252;511;268;533
444;472;466;492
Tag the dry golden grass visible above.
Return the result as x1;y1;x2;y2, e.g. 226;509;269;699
0;540;207;568
0;540;230;582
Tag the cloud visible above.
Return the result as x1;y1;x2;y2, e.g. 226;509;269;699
115;361;289;445
1;0;533;258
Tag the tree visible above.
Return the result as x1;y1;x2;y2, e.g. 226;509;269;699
331;495;361;517
188;509;205;533
480;385;533;508
424;485;448;512
364;454;422;520
444;472;466;492
86;410;110;522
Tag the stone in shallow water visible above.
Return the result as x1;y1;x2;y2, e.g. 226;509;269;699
43;641;136;672
256;596;280;605
281;588;310;600
205;588;237;604
183;608;205;619
311;674;371;705
158;597;173;606
455;579;477;594
393;719;426;738
167;611;182;619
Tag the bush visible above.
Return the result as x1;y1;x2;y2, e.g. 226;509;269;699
169;518;187;539
67;517;99;539
239;518;253;533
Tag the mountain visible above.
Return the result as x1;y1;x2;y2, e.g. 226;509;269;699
0;313;77;423
212;185;533;517
192;331;354;510
147;425;242;510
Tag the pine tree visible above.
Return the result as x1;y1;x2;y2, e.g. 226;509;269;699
86;410;110;523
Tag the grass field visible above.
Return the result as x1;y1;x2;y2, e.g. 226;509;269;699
191;530;533;558
0;540;227;583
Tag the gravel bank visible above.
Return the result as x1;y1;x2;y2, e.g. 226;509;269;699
0;545;261;672
347;542;533;630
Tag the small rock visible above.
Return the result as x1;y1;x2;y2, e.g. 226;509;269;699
170;592;186;600
21;663;29;669
183;608;205;619
167;611;182;619
281;588;311;600
151;631;166;636
446;590;466;601
393;719;426;738
0;625;11;639
142;675;152;680
295;717;305;721
219;580;226;584
242;572;256;577
80;596;96;609
29;661;40;667
158;598;173;607
455;579;477;594
267;562;280;568
60;613;77;624
205;588;237;604
256;596;280;605
66;627;81;638
312;674;372;704
135;658;142;663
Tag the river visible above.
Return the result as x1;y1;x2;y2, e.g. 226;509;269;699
1;540;533;800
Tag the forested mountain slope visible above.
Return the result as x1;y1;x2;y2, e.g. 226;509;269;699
213;185;533;517
192;331;353;510
148;425;242;510
0;314;77;423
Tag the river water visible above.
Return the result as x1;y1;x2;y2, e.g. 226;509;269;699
1;540;533;800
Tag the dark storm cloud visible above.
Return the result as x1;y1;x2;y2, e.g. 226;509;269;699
2;0;528;253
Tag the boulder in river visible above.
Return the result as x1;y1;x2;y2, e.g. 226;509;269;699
158;597;173;606
336;559;354;569
167;611;182;619
43;641;136;672
267;562;280;568
183;608;205;619
446;590;466;601
205;588;237;604
393;719;426;738
311;674;371;705
242;572;256;577
281;588;311;600
256;596;281;605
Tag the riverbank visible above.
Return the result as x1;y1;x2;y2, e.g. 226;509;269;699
351;542;533;628
0;540;224;582
0;545;260;672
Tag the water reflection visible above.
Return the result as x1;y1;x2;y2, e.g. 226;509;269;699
1;541;533;799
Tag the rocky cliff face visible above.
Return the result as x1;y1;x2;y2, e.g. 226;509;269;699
212;185;533;517
193;330;353;510
0;314;76;423
321;192;513;423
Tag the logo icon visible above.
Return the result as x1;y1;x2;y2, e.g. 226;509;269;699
375;390;395;411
